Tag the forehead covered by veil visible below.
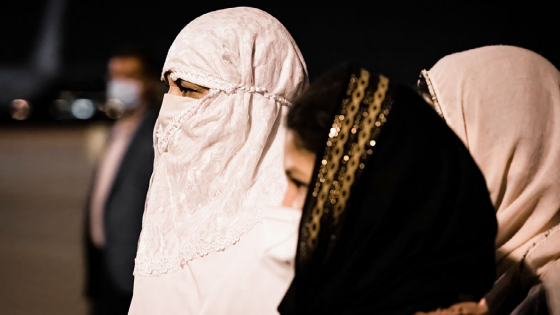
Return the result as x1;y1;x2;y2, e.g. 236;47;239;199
134;7;308;276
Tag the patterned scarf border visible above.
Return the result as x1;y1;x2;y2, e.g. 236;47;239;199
298;69;392;268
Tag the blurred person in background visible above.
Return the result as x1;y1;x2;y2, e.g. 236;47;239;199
84;47;162;315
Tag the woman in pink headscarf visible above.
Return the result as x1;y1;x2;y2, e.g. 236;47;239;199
128;7;308;315
419;46;560;315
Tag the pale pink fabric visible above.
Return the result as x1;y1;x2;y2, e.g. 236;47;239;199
129;7;307;315
133;7;308;277
129;206;301;315
421;46;560;312
89;111;144;248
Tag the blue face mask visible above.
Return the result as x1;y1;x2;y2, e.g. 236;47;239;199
106;79;142;111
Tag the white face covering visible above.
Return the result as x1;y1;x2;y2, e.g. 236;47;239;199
106;79;142;111
155;93;199;137
261;206;302;263
134;7;308;276
167;205;302;313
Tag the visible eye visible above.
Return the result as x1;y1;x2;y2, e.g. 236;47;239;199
173;79;210;99
178;85;197;93
287;174;307;189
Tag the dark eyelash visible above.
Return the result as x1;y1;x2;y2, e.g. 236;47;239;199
289;176;305;188
179;85;196;93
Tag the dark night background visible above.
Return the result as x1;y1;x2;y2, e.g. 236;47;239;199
0;1;559;314
1;0;559;122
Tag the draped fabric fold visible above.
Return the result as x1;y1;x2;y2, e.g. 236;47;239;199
421;45;560;314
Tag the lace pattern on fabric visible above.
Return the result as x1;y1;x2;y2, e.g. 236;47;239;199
134;7;308;276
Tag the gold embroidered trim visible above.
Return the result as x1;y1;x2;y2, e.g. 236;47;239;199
305;70;367;252
332;75;389;224
299;70;391;266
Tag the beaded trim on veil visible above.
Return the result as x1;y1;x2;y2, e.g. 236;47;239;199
166;67;294;106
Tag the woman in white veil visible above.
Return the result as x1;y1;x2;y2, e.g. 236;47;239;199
128;7;308;314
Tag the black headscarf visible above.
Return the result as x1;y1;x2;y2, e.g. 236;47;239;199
279;68;497;315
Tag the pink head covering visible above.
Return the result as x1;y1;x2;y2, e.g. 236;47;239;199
421;46;560;280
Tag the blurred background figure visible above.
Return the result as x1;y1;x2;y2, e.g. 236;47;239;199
84;47;162;315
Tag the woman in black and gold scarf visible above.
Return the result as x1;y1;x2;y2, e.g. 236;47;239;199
278;68;497;315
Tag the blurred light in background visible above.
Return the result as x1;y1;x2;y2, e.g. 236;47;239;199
10;99;33;120
104;98;125;119
49;91;109;121
71;98;96;120
51;98;71;119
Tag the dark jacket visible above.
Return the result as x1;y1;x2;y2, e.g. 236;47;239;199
85;108;158;298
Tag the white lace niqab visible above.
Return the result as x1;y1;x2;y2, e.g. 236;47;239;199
134;7;308;276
